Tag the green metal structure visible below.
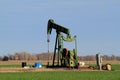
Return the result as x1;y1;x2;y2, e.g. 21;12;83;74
47;19;78;68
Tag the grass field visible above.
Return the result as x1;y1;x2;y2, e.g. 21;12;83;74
0;71;120;80
0;61;120;80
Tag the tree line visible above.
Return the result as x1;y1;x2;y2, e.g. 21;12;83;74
0;52;120;61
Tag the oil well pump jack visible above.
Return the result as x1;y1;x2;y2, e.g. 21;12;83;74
47;19;79;68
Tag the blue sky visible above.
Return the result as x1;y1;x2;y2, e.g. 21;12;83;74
0;0;120;56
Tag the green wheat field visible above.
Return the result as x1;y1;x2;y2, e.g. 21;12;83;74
0;71;120;80
0;61;120;80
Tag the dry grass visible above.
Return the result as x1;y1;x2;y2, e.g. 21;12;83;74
0;60;119;66
83;61;120;65
0;60;50;65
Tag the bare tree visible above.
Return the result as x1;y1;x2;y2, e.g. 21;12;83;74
2;56;9;61
0;56;2;61
2;51;120;61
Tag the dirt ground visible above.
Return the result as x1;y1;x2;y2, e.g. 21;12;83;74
0;60;119;72
0;67;97;73
0;67;56;72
